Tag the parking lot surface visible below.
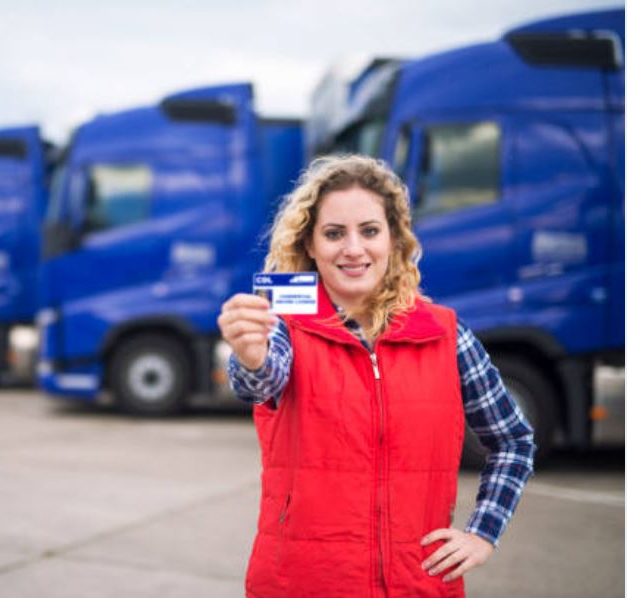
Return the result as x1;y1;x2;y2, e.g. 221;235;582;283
0;390;623;597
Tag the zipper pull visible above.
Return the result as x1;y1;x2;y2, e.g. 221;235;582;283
370;353;381;379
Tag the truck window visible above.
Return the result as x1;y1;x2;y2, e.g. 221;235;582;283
392;124;411;176
332;118;386;157
414;122;500;218
84;165;152;233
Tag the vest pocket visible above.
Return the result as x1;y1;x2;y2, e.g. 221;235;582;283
279;493;291;525
276;493;291;567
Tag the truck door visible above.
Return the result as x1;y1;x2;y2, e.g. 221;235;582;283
0;128;47;323
395;118;517;326
510;113;615;354
605;64;625;352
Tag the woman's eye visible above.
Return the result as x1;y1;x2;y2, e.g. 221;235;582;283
324;229;343;240
362;227;379;237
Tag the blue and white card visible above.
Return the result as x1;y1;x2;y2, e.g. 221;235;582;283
253;272;318;315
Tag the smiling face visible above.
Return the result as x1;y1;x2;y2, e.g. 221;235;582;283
306;185;392;312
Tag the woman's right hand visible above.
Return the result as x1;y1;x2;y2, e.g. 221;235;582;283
217;293;278;371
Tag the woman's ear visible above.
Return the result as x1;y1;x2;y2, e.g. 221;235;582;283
305;236;315;261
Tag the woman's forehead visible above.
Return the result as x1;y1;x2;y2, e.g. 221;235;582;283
316;186;386;219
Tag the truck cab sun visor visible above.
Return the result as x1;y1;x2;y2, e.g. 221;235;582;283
506;32;622;70
159;98;238;125
0;138;28;159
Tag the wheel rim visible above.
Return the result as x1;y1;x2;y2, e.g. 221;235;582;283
128;354;175;402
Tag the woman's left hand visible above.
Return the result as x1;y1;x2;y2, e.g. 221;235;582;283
420;528;494;582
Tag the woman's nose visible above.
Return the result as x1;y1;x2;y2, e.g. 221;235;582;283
342;232;365;256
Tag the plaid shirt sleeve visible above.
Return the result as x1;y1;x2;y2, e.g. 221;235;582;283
227;318;293;405
457;319;536;546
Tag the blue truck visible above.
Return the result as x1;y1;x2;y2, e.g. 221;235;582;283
38;83;303;414
309;8;625;459
0;126;52;384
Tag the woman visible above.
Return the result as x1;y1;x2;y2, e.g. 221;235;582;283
218;155;534;597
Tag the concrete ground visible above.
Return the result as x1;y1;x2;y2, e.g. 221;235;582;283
0;390;623;598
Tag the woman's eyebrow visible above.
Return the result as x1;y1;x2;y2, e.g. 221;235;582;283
321;220;382;228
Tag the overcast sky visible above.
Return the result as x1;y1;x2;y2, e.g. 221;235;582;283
0;0;620;143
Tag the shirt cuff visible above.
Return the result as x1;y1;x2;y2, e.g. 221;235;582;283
227;352;274;402
464;505;508;547
237;353;272;377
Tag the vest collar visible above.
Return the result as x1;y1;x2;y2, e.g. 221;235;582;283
286;282;446;347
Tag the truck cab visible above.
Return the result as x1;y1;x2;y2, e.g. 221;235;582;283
309;9;625;459
39;83;303;414
0;126;52;384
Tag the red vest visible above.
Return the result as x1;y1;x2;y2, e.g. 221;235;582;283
246;285;465;598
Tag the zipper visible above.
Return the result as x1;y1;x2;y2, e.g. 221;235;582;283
370;353;381;380
371;351;386;590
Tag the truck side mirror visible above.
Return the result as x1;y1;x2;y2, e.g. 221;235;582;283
42;221;82;259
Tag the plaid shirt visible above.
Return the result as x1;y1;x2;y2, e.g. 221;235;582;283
229;315;535;546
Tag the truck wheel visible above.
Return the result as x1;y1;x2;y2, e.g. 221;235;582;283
110;335;191;415
462;356;558;468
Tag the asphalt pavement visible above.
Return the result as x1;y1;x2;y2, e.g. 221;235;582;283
0;390;623;598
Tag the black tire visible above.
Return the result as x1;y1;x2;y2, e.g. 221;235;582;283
461;355;558;468
110;334;191;416
0;325;9;380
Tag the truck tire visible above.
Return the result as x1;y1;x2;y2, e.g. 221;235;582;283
110;334;191;415
461;356;557;468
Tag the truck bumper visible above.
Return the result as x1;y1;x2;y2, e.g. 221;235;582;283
37;360;102;400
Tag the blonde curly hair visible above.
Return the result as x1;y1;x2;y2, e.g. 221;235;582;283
264;154;426;338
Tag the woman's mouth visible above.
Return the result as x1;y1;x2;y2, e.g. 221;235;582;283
338;264;370;277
